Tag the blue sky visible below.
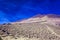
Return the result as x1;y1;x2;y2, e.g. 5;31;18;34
0;0;60;24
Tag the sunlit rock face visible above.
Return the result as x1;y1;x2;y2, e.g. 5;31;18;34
47;14;60;25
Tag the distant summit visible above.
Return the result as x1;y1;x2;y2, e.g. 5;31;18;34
12;14;60;24
47;14;60;18
32;14;45;18
32;14;60;18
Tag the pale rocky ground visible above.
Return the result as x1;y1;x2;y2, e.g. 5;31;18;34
0;15;60;40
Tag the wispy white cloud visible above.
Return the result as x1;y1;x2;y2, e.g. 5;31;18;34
0;11;10;24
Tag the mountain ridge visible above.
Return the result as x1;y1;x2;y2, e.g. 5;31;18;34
11;14;60;24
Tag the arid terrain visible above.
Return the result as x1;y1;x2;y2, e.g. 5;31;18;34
0;14;60;40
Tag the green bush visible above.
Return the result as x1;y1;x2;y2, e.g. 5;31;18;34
0;37;2;40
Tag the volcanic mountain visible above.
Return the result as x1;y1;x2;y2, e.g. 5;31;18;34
12;14;60;24
0;14;60;40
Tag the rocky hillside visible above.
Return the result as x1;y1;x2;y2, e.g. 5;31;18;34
0;14;60;40
0;21;60;40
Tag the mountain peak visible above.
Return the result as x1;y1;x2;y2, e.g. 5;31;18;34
47;14;60;18
32;14;45;18
12;14;60;24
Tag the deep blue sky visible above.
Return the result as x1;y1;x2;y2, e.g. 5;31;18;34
0;0;60;24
